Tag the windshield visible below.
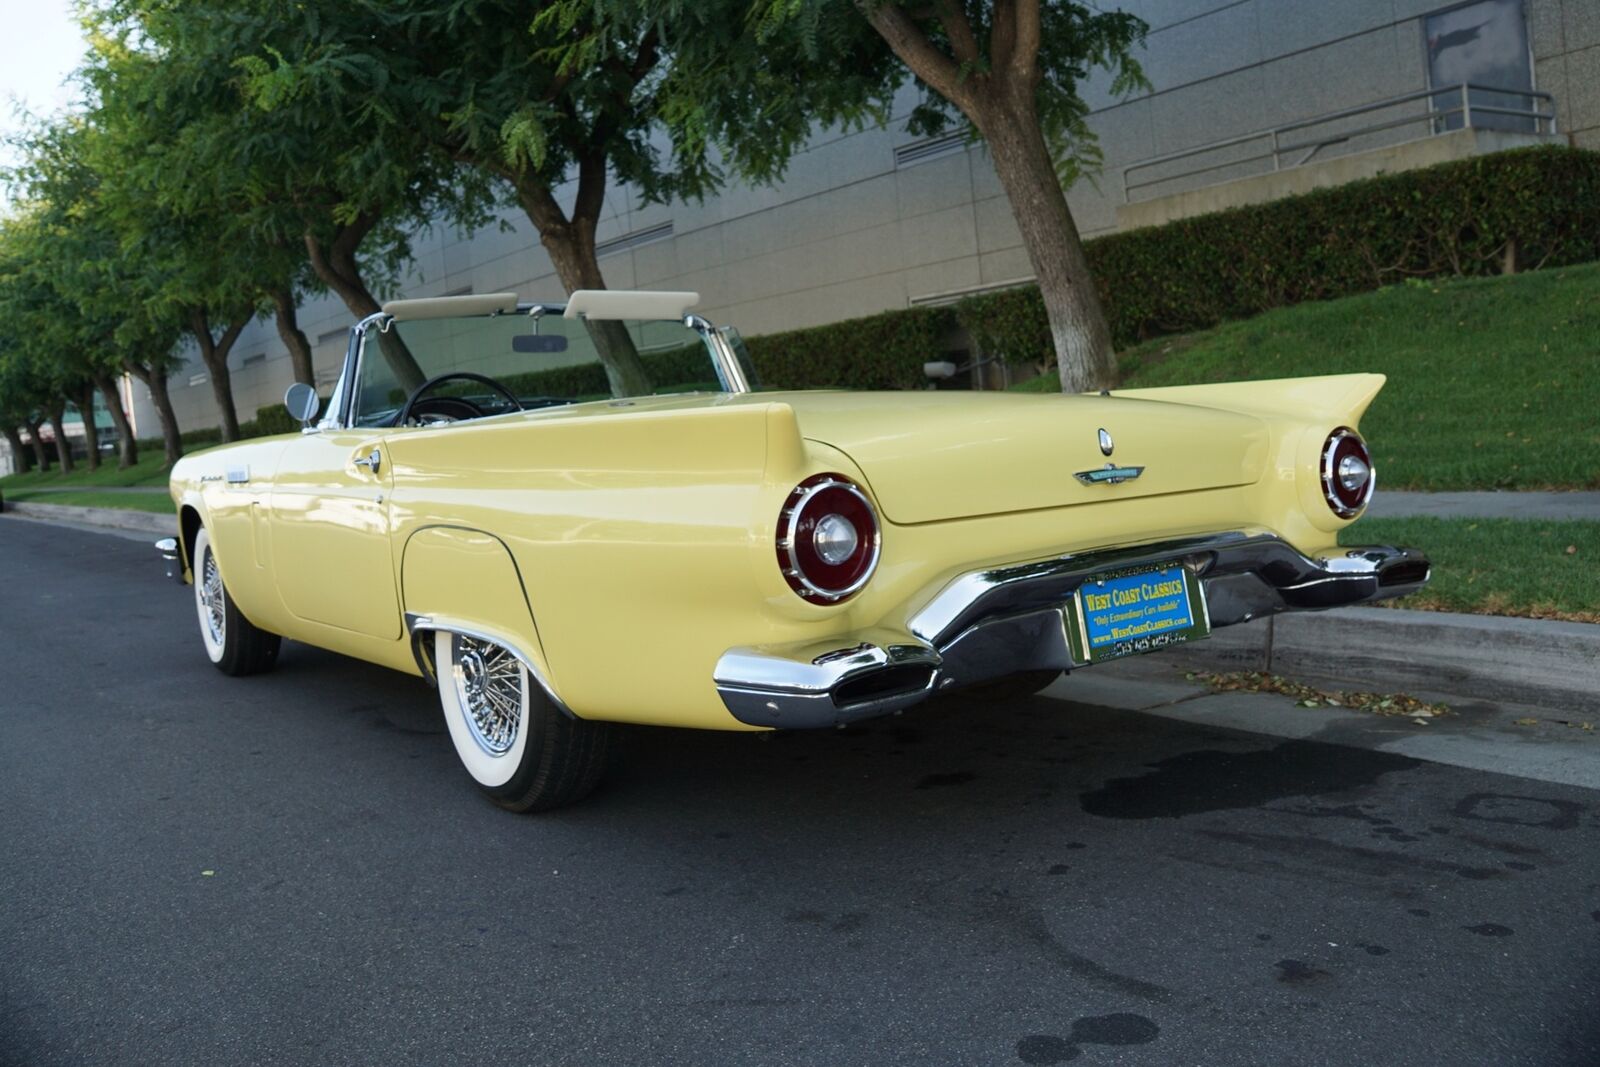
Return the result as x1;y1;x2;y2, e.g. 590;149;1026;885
351;312;726;428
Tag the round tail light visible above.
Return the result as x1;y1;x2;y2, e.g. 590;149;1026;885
777;474;881;603
1321;427;1374;518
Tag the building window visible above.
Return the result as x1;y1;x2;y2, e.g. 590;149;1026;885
1425;0;1535;133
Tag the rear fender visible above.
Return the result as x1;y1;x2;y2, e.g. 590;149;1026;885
399;525;570;715
1112;373;1385;428
1115;373;1387;537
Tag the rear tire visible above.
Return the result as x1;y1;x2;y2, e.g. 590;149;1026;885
192;527;281;676
434;630;613;812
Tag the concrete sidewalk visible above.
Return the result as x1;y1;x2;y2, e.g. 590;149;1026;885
0;501;174;536
1368;490;1600;521
1053;657;1600;790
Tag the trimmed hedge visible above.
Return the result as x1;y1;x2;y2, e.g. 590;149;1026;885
135;402;301;453
743;306;951;390
747;145;1600;381
1089;144;1600;348
497;339;714;398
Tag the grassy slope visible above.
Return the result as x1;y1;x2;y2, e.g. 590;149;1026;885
1342;516;1598;622
1020;263;1600;491
0;450;173;490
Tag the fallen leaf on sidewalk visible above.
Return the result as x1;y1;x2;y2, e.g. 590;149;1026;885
1186;671;1450;720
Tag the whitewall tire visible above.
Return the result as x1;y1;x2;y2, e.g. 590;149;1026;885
191;527;281;676
433;630;613;812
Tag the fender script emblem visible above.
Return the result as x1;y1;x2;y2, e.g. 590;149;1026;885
1075;463;1145;486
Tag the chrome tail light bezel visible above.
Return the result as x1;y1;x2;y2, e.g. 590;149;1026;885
777;474;882;603
1321;426;1375;519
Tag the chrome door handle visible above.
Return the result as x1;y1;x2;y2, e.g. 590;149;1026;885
357;448;381;475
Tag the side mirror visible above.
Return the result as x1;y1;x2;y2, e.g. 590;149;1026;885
284;382;321;427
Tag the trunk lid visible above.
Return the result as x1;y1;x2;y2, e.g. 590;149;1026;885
775;391;1269;525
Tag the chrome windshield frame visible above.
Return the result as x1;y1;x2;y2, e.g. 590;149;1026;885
317;301;747;431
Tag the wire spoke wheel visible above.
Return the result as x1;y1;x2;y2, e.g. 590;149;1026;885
451;634;526;756
198;549;226;648
433;629;613;812
189;526;280;676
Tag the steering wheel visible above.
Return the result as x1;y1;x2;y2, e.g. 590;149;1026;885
394;372;523;427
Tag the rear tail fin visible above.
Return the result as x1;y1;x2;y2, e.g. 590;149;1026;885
1112;373;1386;428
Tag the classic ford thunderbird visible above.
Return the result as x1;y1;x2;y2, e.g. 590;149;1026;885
161;290;1429;811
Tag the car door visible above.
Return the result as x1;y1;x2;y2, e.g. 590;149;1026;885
266;428;401;639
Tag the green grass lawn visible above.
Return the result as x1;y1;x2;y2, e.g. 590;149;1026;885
1019;262;1600;490
0;450;174;490
4;488;174;513
1342;516;1599;623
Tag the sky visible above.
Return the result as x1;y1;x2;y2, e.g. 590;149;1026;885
1;0;88;202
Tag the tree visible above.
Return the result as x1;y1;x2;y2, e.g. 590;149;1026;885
4;118;185;465
89;2;502;399
759;0;1146;391
232;0;896;397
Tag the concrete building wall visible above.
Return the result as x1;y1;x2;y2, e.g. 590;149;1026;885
126;0;1597;441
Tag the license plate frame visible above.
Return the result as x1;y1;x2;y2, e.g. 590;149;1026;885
1066;561;1211;665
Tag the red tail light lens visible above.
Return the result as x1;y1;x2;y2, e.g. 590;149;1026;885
777;474;881;603
1321;427;1374;518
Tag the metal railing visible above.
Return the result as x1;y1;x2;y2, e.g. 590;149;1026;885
1122;83;1557;204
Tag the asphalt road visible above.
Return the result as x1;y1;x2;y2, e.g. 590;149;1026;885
3;517;1598;1066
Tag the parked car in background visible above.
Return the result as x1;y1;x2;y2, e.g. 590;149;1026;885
161;290;1429;811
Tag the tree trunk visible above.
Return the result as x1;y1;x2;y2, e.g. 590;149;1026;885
304;222;426;393
125;361;184;465
190;308;249;443
92;371;138;469
857;1;1118;392
977;97;1117;392
46;403;75;473
3;426;31;474
271;287;316;386
511;179;652;398
76;382;101;472
25;420;50;471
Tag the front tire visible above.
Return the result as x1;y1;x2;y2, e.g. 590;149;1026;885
191;527;281;676
434;630;612;812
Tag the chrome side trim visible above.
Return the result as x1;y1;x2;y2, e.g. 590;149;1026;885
403;612;576;720
715;530;1430;729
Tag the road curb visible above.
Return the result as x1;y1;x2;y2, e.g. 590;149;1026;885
1;500;175;536
1162;606;1600;715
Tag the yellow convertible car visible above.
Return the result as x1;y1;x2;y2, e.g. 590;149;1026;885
161;290;1429;811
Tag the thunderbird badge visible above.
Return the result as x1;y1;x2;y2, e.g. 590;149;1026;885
1075;463;1145;486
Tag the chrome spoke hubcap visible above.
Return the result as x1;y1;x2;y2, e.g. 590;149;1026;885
199;550;225;646
452;635;523;755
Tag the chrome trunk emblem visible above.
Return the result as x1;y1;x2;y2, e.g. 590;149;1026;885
1075;463;1145;486
1098;428;1113;456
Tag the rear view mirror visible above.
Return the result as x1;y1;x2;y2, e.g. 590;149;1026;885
512;334;569;353
284;382;321;426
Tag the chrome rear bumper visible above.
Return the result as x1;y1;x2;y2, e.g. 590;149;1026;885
713;531;1430;729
